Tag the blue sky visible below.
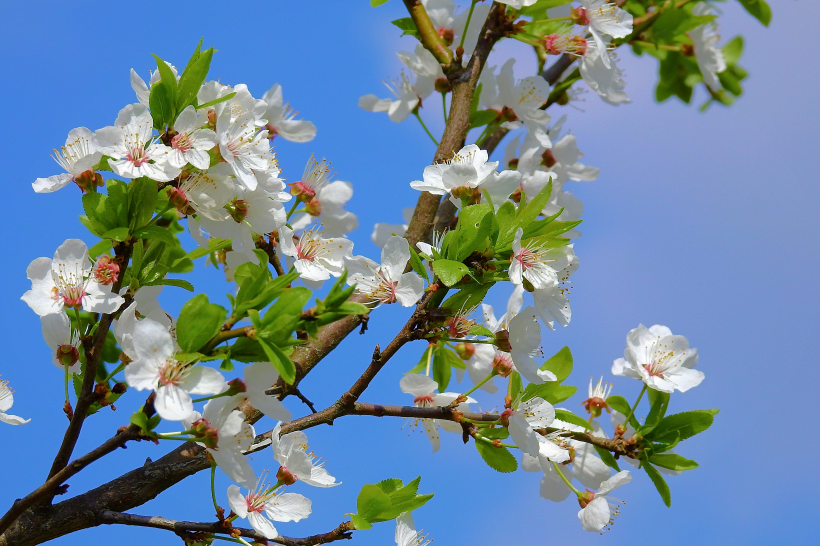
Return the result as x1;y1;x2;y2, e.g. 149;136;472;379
1;1;817;545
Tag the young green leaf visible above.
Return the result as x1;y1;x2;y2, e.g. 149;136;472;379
594;446;621;472
257;338;297;384
432;346;452;391
177;48;214;113
540;346;573;382
356;484;392;522
736;0;771;27
391;17;420;38
554;409;592;430
152;54;179;107
644;463;672;507
431;259;469;287
646;409;719;443
128;177;159;233
606;395;641;430
176;294;228;353
649;453;699;472
148;81;175;130
408;245;429;282
475;438;518;473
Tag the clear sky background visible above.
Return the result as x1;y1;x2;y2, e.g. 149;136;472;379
0;1;817;545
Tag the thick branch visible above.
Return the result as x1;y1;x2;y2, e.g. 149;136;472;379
97;511;353;546
402;0;453;67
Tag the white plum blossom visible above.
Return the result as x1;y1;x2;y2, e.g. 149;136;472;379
531;255;579;329
578;470;631;532
410;144;498;196
216;106;271;190
0;379;30;425
480;59;553;146
576;0;634;69
183;397;257;488
506;306;555;385
497;0;538;8
231;362;292;423
196;168;289;256
395;512;431;546
167;106;217;169
40;313;81;375
22;239;124;317
271;423;340;487
612;324;704;393
33;127;102;193
227;479;311;540
506;396;558;458
93;104;180;181
579;45;631;105
170;167;237;221
397;43;445;93
124;316;227;420
399;374;475;453
690;2;727;90
262;84;317;142
289;155;332;203
112;300;172;360
344;236;424;307
372;206;415;248
359;72;424;123
278;226;352;282
291;181;358;238
509;228;576;290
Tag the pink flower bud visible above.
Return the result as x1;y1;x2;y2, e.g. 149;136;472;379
93;255;120;286
276;465;298;486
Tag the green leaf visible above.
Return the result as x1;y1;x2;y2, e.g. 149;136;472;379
540;346;572;382
82;193;112;235
432;346;452;391
736;0;771;26
391;17;420;38
173;238;231;267
606;395;640;430
649;453;699;472
130;411;150;431
475;435;517;473
647;409;718;443
594;446;621;472
145;278;194;292
152;54;179;107
408;245;429;282
441;282;492;311
469;109;498;128
195;91;236;111
101;227;130;242
349;515;372;530
176;294;228;353
257;338;297;384
408;346;432;374
509;371;523;402
645;389;670;428
519;0;572;17
432;259;469;287
177;47;214;112
644;463;672;507
106;178;129;227
554;409;592;430
375;478;404;495
132;225;175;244
356;484;392;522
723;36;744;64
524;383;576;405
180;39;203;76
370;0;390;6
128;177;159;233
88;238;112;259
148;81;175;130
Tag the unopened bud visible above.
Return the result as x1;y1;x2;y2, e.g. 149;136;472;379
112;382;128;394
93;255;120;286
435;77;452;94
438;27;454;46
276;465;298;486
226;378;247;395
494;330;512;352
56;344;79;368
455;342;475;360
571;7;590;26
556;91;570;106
74;169;104;193
305;196;322;216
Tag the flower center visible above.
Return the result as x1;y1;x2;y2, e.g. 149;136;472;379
92;256;120;286
126;145;150;167
295;234;323;261
62;285;85;309
171;132;193;153
157;360;185;386
414;395;434;405
227;199;249;223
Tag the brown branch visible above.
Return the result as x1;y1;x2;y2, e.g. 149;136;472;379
46;241;134;484
199;325;254;354
402;0;454;68
97;511;353;546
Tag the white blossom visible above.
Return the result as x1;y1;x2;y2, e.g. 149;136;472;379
372;207;415;248
227;478;311;540
0;379;30;425
395;512;431;546
271;423;340;487
344;236;424;307
690;2;727;90
399;374;474;453
124;316;227;420
612;324;704;393
578;470;631;532
278;226;352;282
410;144;498;195
40;312;81;375
167;105;217;169
509;228;576;290
291;181;358;238
22;239;124;317
93;104;180;181
33;127;102;193
262;84;317;142
577;0;633;69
